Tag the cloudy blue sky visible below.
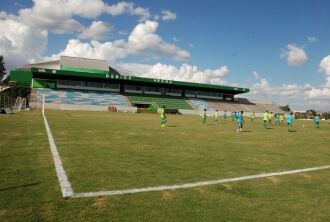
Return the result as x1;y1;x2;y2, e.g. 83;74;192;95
1;0;330;110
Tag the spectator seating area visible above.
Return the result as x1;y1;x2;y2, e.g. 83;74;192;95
32;88;284;114
34;88;130;107
189;98;283;113
128;95;193;110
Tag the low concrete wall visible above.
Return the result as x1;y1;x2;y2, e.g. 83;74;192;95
30;102;108;112
115;106;137;113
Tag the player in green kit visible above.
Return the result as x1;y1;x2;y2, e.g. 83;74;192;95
250;112;255;123
202;108;207;124
279;114;285;125
275;114;280;126
263;110;269;129
268;112;273;126
214;109;220;123
314;115;320;128
160;105;167;127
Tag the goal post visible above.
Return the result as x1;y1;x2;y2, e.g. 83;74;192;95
42;94;45;115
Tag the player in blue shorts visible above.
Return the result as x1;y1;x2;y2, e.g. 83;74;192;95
287;112;293;131
237;111;244;133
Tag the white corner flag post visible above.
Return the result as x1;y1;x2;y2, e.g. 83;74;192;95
42;94;45;115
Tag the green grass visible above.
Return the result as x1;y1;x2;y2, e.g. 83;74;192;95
1;110;330;221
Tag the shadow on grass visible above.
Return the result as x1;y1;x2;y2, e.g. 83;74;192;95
0;153;37;159
289;130;298;133
166;125;178;128
0;182;42;192
240;130;252;133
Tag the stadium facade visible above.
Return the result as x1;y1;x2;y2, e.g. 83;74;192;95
9;56;282;114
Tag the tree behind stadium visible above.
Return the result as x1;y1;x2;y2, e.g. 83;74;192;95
0;55;6;82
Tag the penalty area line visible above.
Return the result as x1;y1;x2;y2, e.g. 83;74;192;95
42;111;74;198
72;165;330;198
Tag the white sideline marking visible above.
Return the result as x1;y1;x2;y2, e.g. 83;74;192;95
72;165;330;198
43;112;74;198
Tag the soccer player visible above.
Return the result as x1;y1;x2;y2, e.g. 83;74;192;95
230;112;234;122
250;112;255;123
160;105;167;127
263;110;269;129
275;113;280;126
287;112;294;131
314;115;320;128
234;112;238;122
214;109;220;123
279;114;285;125
269;112;273;126
223;110;227;123
202;108;207;124
237;111;244;133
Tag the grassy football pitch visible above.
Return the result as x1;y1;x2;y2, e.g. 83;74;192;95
1;110;330;221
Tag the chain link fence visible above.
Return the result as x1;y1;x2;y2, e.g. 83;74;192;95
0;94;16;109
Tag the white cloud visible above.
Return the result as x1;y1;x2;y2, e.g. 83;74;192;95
304;55;330;100
252;70;259;79
248;69;330;110
50;20;190;62
305;87;330;100
2;1;150;34
131;7;150;22
79;21;111;40
120;62;229;85
281;44;308;66
251;77;303;98
50;39;127;62
106;1;150;22
319;55;330;76
0;19;47;70
0;11;7;19
307;36;317;43
125;20;190;60
161;10;177;21
1;2;188;68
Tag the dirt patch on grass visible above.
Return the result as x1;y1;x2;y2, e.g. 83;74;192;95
298;173;312;179
194;186;209;194
92;197;108;209
11;207;33;217
218;183;236;195
4;132;24;137
161;191;174;200
0;209;7;217
267;176;282;185
40;204;54;219
222;183;233;191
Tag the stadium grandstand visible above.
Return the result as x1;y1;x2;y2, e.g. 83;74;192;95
9;56;283;115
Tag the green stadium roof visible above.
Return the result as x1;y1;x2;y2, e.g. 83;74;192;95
29;67;249;94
